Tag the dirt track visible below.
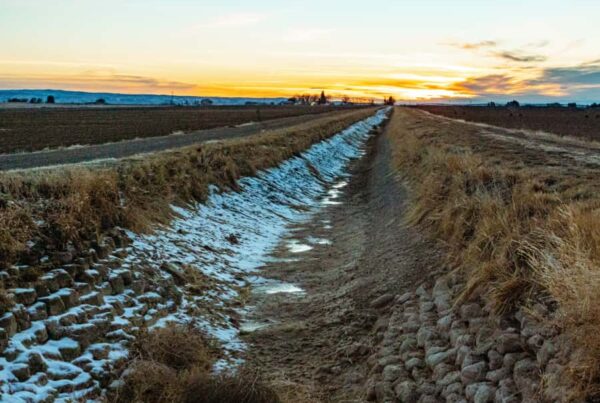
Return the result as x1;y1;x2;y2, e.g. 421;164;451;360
243;110;445;401
0;111;355;171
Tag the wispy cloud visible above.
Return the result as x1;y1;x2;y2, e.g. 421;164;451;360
283;28;333;42
493;51;547;63
456;40;498;50
451;40;547;64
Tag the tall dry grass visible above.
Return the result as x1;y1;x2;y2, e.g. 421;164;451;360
0;108;377;272
112;326;281;403
389;107;600;400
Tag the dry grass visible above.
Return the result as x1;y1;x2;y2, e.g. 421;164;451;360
0;108;376;271
112;326;281;403
388;107;600;400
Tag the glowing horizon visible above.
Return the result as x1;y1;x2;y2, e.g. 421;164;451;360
2;0;600;102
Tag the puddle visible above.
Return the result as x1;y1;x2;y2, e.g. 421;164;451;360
287;239;313;253
240;320;272;333
255;282;305;295
332;180;348;189
306;236;332;245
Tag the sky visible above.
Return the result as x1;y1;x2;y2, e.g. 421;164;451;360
1;0;600;102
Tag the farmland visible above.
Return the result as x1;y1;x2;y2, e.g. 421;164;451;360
418;105;600;140
0;104;359;154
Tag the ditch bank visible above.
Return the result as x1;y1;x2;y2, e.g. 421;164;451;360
241;108;565;403
0;109;389;401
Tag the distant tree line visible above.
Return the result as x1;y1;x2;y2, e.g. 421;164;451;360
288;91;384;105
485;100;600;109
7;95;55;104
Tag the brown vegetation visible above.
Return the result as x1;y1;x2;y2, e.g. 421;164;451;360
418;105;600;140
0;105;361;154
112;326;280;403
389;107;600;400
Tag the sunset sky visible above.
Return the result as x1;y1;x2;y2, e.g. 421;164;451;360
2;0;600;102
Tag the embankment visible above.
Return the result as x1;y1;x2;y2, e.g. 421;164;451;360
0;107;387;401
363;107;600;402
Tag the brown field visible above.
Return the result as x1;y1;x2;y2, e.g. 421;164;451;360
417;105;600;140
0;105;359;154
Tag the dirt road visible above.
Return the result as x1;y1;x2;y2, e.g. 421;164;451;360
242;109;445;401
0;110;358;171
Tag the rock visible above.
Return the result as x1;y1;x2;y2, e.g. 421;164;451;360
58;339;81;360
461;361;487;385
474;384;496;403
433;363;455;382
487;350;503;370
382;364;405;382
513;358;539;399
39;295;66;316
26;302;47;321
502;352;526;371
57;288;79;309
0;312;18;337
426;348;455;368
395;380;418;402
12;288;37;305
400;337;417;354
371;293;395;309
486;368;510;383
396;292;413;304
378;355;402;367
405;357;424;371
475;326;495;354
11;363;31;382
417;326;439;347
455;345;471;368
495;379;519;403
536;340;556;368
438;371;461;387
460;303;483;320
420;301;435;313
454;334;474;347
108;274;125;294
12;305;31;331
437;314;454;333
51;269;74;288
416;285;430;299
442;382;463;397
0;329;8;353
418;395;438;403
496;332;522;354
80;291;104;306
417;381;438;396
27;351;47;373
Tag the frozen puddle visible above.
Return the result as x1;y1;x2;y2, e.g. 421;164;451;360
306;236;332;245
287;239;314;253
255;282;305;295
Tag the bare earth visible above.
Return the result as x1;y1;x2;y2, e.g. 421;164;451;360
0;111;355;171
243;114;445;401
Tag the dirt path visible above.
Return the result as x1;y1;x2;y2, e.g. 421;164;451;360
0;111;356;171
242;111;444;401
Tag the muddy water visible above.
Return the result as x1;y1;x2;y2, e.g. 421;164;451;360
238;175;351;337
